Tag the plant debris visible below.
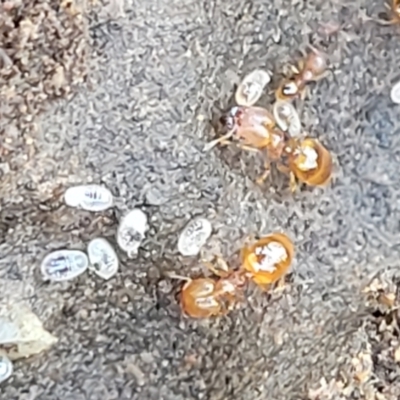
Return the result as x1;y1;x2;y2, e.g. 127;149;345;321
0;0;90;161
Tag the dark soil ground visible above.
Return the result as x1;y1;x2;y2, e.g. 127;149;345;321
2;0;400;399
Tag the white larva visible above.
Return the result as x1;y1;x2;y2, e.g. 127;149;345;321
390;80;400;104
117;209;148;258
87;238;119;280
0;355;13;384
235;69;271;107
273;100;302;137
40;250;89;282
178;217;212;257
64;185;113;212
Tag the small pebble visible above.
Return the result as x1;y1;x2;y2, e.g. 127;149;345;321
41;250;89;282
87;238;119;280
0;355;13;384
235;69;271;107
117;209;148;258
391;80;400;104
178;217;212;256
64;185;113;212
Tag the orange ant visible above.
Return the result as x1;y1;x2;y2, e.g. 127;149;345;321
168;257;248;319
275;47;328;102
168;232;296;318
241;233;294;290
207;106;333;190
206;105;289;184
282;137;333;192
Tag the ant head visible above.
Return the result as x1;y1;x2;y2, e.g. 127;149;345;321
219;106;240;131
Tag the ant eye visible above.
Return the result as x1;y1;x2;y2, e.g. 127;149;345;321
220;115;234;130
219;115;228;125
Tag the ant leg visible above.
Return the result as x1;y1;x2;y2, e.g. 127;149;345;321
289;172;298;193
376;18;399;26
256;169;270;185
164;272;191;282
256;278;286;292
236;143;260;153
362;6;398;25
276;163;290;175
274;277;288;292
219;138;233;146
299;86;309;102
239;236;256;266
213;255;230;273
201;260;222;276
201;256;230;278
256;282;272;292
217;306;231;317
313;70;332;82
256;160;271;185
203;130;234;152
293;60;302;75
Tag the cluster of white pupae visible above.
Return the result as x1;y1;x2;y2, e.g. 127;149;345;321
41;185;148;282
41;186;214;282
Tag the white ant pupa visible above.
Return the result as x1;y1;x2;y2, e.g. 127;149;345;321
40;250;89;282
178;217;212;257
117;209;148;258
64;185;113;212
87;238;119;280
273;100;302;137
390;80;400;104
0;355;13;384
235;69;271;107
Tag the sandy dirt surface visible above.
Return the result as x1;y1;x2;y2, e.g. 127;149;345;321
1;0;400;399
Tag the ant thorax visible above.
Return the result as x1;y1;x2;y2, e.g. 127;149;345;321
253;242;288;273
